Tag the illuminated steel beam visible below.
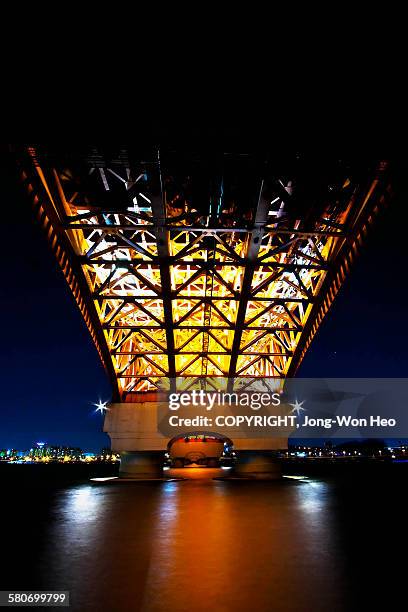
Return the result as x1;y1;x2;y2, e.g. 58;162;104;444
228;178;271;384
147;154;176;381
287;161;391;376
19;161;120;400
17;146;391;399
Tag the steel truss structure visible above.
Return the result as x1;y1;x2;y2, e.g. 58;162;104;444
18;146;391;401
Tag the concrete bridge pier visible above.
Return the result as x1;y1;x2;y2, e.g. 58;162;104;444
104;402;168;479
119;449;282;479
104;402;288;480
233;450;282;479
231;438;286;479
119;451;164;479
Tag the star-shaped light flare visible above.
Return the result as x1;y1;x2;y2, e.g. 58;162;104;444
289;399;306;415
93;400;109;414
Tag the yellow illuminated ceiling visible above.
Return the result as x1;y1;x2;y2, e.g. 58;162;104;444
22;148;388;400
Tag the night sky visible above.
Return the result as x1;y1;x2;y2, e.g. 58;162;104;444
1;156;407;451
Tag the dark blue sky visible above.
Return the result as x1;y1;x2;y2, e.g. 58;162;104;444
1;158;407;451
1;161;112;451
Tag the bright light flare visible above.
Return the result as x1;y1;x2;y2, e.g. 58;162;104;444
289;399;306;415
93;400;109;414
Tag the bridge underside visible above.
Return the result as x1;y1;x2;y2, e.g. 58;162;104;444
17;146;392;475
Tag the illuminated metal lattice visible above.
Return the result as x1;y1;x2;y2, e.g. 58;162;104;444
18;147;391;400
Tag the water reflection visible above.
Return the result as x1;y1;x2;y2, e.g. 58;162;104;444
141;479;347;612
66;486;102;517
36;478;351;611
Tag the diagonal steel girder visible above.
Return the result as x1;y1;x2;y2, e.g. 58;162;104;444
228;178;271;382
147;151;176;379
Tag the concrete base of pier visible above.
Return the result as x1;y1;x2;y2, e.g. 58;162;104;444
233;451;282;479
119;451;164;479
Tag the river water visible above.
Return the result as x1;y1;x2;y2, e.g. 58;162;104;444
2;464;405;611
